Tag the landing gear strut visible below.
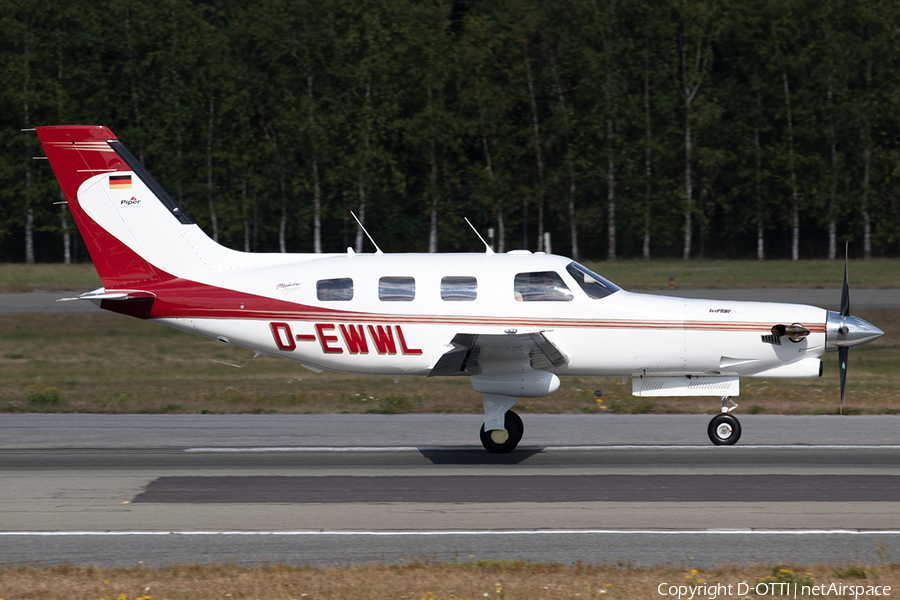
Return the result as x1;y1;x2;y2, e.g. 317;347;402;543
480;410;524;453
707;396;741;445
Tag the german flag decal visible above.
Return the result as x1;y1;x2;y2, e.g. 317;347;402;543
109;174;132;189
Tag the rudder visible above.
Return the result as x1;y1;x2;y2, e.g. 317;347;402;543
36;125;243;288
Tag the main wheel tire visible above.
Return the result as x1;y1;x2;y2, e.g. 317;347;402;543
480;410;524;454
707;413;741;446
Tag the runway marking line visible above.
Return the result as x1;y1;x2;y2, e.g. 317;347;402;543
184;445;900;452
4;529;900;536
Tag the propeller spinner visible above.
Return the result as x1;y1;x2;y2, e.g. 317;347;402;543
825;245;884;414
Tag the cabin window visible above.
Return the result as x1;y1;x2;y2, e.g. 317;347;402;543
566;262;621;299
514;271;574;302
441;276;478;301
316;278;354;301
379;276;416;302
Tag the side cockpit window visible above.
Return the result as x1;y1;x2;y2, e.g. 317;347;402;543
441;276;478;301
317;278;354;301
379;277;416;302
514;271;574;302
566;262;620;299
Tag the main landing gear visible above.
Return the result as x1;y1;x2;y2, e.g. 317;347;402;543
480;393;524;453
480;410;524;453
708;396;741;445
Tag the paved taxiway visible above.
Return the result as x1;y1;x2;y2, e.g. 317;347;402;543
2;414;900;567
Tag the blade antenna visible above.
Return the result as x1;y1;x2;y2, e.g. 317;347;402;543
465;217;494;255
350;211;383;255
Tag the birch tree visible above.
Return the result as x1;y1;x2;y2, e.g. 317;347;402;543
672;0;719;260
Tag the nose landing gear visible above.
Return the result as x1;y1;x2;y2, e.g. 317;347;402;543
708;396;741;445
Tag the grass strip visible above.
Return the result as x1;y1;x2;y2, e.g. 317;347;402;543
2;259;900;293
0;560;894;599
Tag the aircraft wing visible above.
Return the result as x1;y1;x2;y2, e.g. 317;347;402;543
428;331;568;377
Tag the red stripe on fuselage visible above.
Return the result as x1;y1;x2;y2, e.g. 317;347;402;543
126;276;826;334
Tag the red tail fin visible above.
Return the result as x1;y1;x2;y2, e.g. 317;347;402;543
35;126;171;288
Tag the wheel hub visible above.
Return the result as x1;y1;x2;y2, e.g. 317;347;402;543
490;429;510;444
716;423;733;439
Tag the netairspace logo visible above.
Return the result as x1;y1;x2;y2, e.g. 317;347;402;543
657;582;892;599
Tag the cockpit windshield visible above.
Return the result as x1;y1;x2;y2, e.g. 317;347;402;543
565;262;621;299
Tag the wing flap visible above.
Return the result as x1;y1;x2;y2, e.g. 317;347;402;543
428;331;567;377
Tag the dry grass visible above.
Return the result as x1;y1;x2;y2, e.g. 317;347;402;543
584;258;900;290
0;561;897;600
0;307;897;416
0;263;100;293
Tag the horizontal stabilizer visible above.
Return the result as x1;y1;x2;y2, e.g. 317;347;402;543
58;288;156;303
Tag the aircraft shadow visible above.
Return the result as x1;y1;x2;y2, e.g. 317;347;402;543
418;448;544;465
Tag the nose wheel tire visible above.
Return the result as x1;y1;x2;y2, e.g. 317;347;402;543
480;410;524;453
708;413;741;446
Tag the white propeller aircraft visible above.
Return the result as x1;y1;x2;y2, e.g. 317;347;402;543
34;125;883;452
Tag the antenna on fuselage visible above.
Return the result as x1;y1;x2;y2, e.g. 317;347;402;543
465;217;494;255
350;211;384;255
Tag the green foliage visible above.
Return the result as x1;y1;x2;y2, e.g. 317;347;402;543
1;0;899;262
833;566;867;579
25;383;67;410
757;566;816;588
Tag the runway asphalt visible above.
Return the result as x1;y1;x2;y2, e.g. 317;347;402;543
2;414;900;567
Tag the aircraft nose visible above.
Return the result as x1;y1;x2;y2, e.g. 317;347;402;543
825;311;884;351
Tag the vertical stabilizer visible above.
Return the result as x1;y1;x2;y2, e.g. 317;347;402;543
36;125;250;288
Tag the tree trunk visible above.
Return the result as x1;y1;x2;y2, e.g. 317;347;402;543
862;56;873;260
476;77;502;253
827;76;837;260
862;147;872;259
675;29;708;261
207;98;218;243
56;44;71;264
61;202;71;265
428;142;438;253
607;119;616;261
683;102;692;260
428;87;438;253
355;180;366;253
551;53;578;260
782;72;799;261
242;179;250;253
643;71;652;260
356;81;372;254
755;128;764;260
279;177;287;253
171;9;183;202
124;5;142;160
23;36;34;264
308;76;322;254
523;42;544;252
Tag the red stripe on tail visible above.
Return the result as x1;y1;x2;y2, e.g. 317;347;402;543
35;126;172;288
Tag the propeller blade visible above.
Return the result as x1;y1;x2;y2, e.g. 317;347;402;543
841;242;850;317
839;346;848;416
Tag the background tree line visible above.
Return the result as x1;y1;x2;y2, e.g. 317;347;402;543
1;0;899;263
